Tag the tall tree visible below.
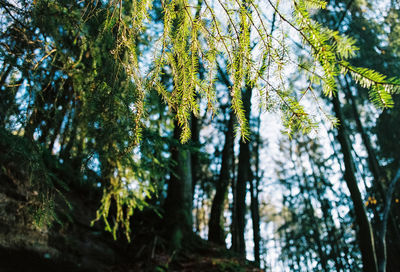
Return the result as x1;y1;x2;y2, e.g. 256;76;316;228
332;94;378;272
231;82;252;257
164;120;193;250
208;110;234;246
249;111;262;265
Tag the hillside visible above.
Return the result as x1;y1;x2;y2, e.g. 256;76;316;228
0;130;262;272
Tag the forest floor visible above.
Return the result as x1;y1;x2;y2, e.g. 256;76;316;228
1;236;263;272
0;129;263;272
108;241;263;272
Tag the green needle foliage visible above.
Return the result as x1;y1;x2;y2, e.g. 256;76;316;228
95;0;400;238
340;64;400;108
99;0;399;142
2;0;399;241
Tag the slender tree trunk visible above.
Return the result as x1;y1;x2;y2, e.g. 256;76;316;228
250;111;261;265
231;149;237;250
343;77;385;190
377;168;400;272
232;83;252;257
343;77;400;272
209;111;234;245
249;173;260;265
164;120;193;250
332;94;378;272
191;113;200;196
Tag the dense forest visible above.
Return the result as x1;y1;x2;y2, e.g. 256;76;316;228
1;0;400;271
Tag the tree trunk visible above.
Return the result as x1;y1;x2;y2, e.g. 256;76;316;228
377;168;400;272
250;111;261;265
191;113;200;196
342;78;400;272
343;77;385;190
164;120;193;250
208;111;234;246
232;83;252;257
249;173;260;265
332;94;378;272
